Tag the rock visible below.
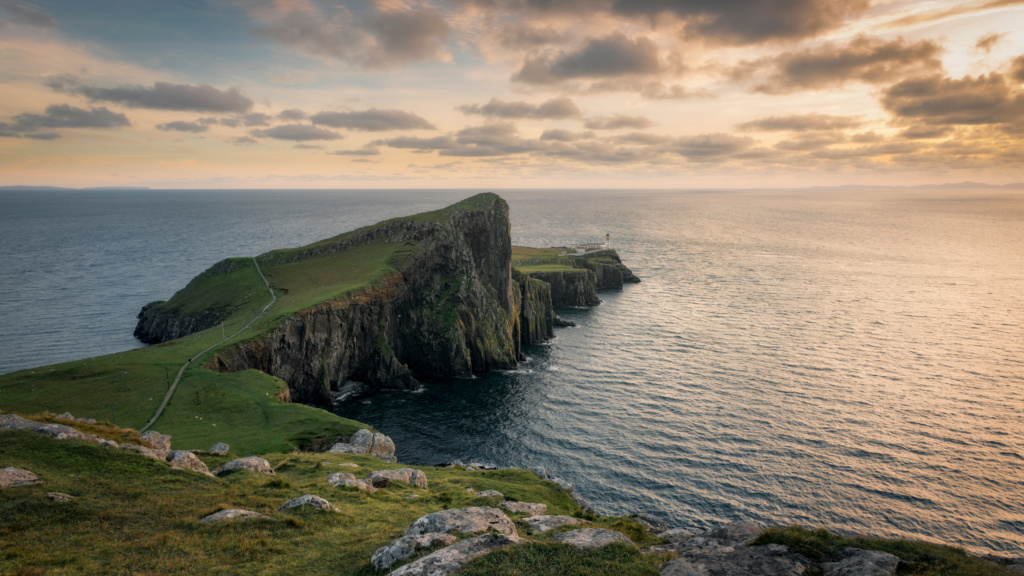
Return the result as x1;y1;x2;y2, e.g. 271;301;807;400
47;492;73;501
166;450;212;476
0;467;42;487
823;548;900;576
141;430;172;451
705;521;764;546
502;501;547;515
475;489;503;498
278;494;337;512
661;543;810;576
533;466;547;480
209;442;230;455
572;492;596;514
387;533;522;576
57;412;74;420
199;509;269;523
327;472;376;493
662;528;699;543
406;507;517;537
634;513;670;533
337;462;359;468
372;533;458;571
328;429;397;462
119;443;170;461
100;440;119;448
215;456;274;476
553;528;635;550
523;515;588;533
551;477;573;492
0;413;103;444
368;468;428;489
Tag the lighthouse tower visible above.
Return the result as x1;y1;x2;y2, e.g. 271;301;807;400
605;233;611;248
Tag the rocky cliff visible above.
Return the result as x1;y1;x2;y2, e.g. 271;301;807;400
519;251;640;308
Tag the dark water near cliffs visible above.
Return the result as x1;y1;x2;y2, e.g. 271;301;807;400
1;188;1022;555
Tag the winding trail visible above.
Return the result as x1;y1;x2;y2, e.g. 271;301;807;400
140;257;276;434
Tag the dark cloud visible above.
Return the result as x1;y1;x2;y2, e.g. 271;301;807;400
1012;55;1024;83
513;33;662;85
278;108;307;121
773;132;847;151
975;33;1007;53
673;133;755;159
611;132;671;145
47;77;255;113
251;124;343;141
243;112;273;127
329;147;382;156
365;8;450;68
458;97;581;119
310;109;435;131
0;0;55;27
375;134;458;150
583;115;653;130
881;73;1024;126
294;143;323;149
1;105;130;135
230;136;259;145
156;120;209;133
540;129;594;141
743;36;943;94
850;131;884;143
737;113;864;132
24;132;61;140
899;126;953;140
497;22;567;49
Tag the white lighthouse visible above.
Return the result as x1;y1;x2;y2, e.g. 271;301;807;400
605;233;611;248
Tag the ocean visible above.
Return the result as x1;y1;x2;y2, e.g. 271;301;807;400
1;188;1021;555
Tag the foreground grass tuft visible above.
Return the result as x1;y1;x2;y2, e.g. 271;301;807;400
455;542;664;576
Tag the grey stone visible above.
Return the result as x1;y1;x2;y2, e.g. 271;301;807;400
387;533;522;576
368;468;428;489
100;440;118;448
823;548;899;576
278;494;337;512
328;429;397;462
705;521;764;546
328;472;377;493
573;492;596;514
502;501;547;515
47;492;73;501
661;543;810;576
372;533;458;571
141;430;172;451
0;466;42;487
209;442;230;455
553;528;635;550
406;507;517;537
0;413;103;444
215;456;274;476
57;412;74;420
663;528;699;543
199;509;269;523
523;515;588;533
475;489;503;498
533;466;547;480
166;450;212;476
119;443;170;461
634;513;670;533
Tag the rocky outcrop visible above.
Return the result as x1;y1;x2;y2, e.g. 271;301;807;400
523;515;588;533
528;269;600;308
372;533;458;571
0;466;42;487
215;456;274;476
406;507;517;537
501;501;546;515
368;468;428;489
660;543;811;576
166;450;212;476
0;413;104;444
387;533;522;576
513;269;555;343
328;472;376;493
278;494;338;512
823;548;899;576
141;430;172;451
208;442;229;455
553;528;635;550
327;429;396;462
118;443;169;461
199;509;269;523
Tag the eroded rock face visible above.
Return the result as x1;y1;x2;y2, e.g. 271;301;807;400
328;429;397;462
278;494;337;512
368;468;428;489
386;533;522;576
523;515;587;533
328;472;376;493
406;507;517;537
823;548;899;576
553;528;635;550
372;533;458;571
141;430;172;451
660;543;810;576
166;450;212;476
528;269;600;308
199;509;269;523
0;466;42;487
215;456;274;476
502;501;546;516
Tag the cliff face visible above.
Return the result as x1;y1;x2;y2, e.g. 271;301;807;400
521;251;640;308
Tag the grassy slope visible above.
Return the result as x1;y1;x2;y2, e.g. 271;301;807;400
511;246;579;273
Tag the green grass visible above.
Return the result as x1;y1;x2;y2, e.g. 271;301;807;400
752;526;1014;576
0;430;591;576
511;246;578;273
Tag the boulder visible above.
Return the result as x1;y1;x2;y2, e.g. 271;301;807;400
634;513;670;533
660;543;810;576
0;466;42;487
553;528;635;550
372;533;458;571
57;412;74;420
705;521;764;546
141;430;172;451
523;515;587;533
328;429;397;462
47;492;74;502
0;413;103;443
327;472;376;493
278;494;337;512
475;490;503;498
199;509;269;523
387;533;522;576
406;507;517;537
119;443;170;461
823;548;899;576
100;440;119;448
209;442;230;455
368;468;428;489
662;527;699;543
502;501;547;515
166;450;212;476
215;456;274;476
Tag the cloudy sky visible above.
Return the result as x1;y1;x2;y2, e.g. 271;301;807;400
1;0;1022;188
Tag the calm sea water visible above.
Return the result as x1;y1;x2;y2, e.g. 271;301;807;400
1;188;1022;555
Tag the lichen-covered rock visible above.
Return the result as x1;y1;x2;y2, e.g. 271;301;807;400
199;509;269;523
475;489;503;498
209;442;230;455
0;413;103;444
328;429;397;462
327;472;376;493
215;456;274;476
372;533;458;571
47;492;73;501
387;533;522;576
141;430;172;451
119;443;170;461
368;468;428;489
166;450;212;476
523;515;588;533
406;507;517;537
553;528;635;550
502;501;546;515
705;521;764;546
0;466;42;487
823;548;899;576
278;494;337;512
661;543;810;576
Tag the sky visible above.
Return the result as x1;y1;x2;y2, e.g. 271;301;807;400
0;0;1022;189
